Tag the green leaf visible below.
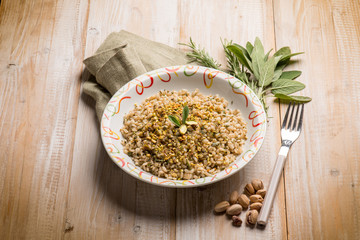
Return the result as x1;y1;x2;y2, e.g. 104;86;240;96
279;52;304;63
233;43;251;60
227;45;253;72
275;60;289;70
254;37;265;57
273;69;283;82
182;105;189;124
250;38;266;81
271;79;305;95
274;47;291;57
259;56;277;87
246;42;254;55
274;94;312;103
168;115;181;127
264;49;273;60
280;71;302;80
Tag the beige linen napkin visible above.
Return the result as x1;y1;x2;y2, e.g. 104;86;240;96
83;30;190;120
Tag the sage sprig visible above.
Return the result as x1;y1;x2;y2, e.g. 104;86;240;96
181;38;312;114
168;105;197;134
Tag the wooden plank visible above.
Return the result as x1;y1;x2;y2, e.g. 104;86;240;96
273;0;360;239
176;0;287;239
65;1;179;239
0;0;88;239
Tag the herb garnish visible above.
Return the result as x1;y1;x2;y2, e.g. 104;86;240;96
168;105;197;134
180;38;312;114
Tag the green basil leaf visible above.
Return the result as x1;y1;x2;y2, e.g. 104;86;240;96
274;94;312;103
259;56;277;87
274;47;291;57
246;41;254;55
168;115;181;127
227;45;253;72
182;105;189;124
280;70;302;80
272;79;305;95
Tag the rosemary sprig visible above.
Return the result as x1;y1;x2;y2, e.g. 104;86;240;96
179;38;221;69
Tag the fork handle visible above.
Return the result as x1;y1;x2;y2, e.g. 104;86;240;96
257;146;290;227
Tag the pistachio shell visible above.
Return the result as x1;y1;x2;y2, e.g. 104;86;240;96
232;215;242;227
226;204;242;216
214;201;230;213
251;179;264;191
249;202;262;211
246;210;258;225
249;194;264;203
256;189;266;198
244;183;255;196
237;194;250;209
229;191;239;204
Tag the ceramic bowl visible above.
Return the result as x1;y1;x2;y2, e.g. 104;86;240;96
101;65;266;188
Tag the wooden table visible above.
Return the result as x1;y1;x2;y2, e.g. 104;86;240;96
1;0;359;239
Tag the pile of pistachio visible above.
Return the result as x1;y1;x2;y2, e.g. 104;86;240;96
214;179;266;227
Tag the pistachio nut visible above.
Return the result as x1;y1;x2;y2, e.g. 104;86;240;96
232;215;242;227
237;194;250;209
256;189;266;198
246;210;258;225
244;183;255;196
251;179;264;191
249;202;262;211
229;191;239;205
249;194;264;203
226;204;242;216
214;201;230;213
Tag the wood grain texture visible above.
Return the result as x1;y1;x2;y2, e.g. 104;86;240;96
0;0;88;239
273;0;360;239
65;1;179;239
0;0;359;239
176;0;286;239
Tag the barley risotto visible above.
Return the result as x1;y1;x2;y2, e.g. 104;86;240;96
120;89;247;180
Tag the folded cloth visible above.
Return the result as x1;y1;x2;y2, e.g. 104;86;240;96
83;30;190;121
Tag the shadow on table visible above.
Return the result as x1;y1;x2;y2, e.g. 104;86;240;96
79;69;252;223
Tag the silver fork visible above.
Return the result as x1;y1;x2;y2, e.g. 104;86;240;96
257;102;305;227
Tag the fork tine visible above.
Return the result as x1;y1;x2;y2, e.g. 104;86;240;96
297;104;304;131
281;102;292;129
291;104;301;131
286;102;297;129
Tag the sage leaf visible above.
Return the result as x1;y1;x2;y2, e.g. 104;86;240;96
251;38;266;80
182;105;189;124
280;70;302;80
274;94;312;103
273;69;283;82
274;46;291;57
234;43;251;60
254;37;265;57
227;45;253;72
259;56;277;87
275;60;289;70
264;49;273;60
271;79;305;95
246;41;254;55
168;115;181;127
278;52;304;65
